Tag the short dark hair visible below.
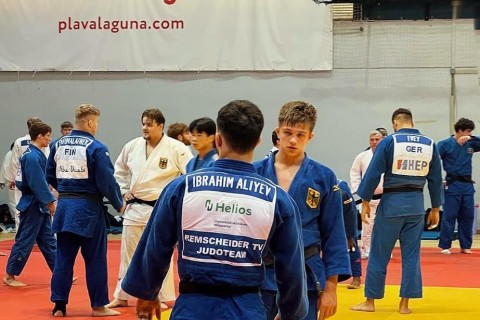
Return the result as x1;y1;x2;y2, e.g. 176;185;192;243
189;117;216;136
61;121;73;129
391;108;413;123
454;118;475;132
142;109;165;125
278;101;317;132
29;122;51;140
217;100;264;153
375;127;388;137
271;130;279;146
167;122;189;139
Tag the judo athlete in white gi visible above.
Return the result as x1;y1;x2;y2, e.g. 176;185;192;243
107;109;193;309
255;101;351;320
186;117;218;173
350;130;384;259
122;100;308;320
438;118;480;254
5;117;46;231
3;122;57;287
350;108;443;314
47;104;126;317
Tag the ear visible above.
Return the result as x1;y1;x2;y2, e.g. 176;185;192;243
215;132;222;148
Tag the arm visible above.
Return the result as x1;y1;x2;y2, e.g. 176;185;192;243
46;143;58;189
23;152;56;212
349;153;363;194
269;196;308;320
113;144;132;196
173;143;193;174
426;143;443;229
6;140;21;185
92;146;124;211
357;139;389;201
318;179;350;320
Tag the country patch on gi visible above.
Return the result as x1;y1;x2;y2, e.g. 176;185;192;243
467;148;473;154
159;157;168;169
306;187;320;209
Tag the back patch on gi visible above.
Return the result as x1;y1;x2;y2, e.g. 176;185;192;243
306;187;320;209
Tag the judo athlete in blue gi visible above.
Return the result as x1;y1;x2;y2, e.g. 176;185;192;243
350;108;443;314
255;101;351;320
337;179;362;290
438;118;480;254
47;104;126;317
122;100;308;320
3;122;57;287
186;117;218;173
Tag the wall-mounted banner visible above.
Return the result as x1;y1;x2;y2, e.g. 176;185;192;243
0;0;332;71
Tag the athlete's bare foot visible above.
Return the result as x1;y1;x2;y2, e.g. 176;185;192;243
347;276;361;289
105;298;128;308
0;251;6;256
350;299;375;312
460;249;472;254
3;274;27;287
92;307;121;317
399;298;411;314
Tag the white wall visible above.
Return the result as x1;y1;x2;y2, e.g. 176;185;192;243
0;19;479;223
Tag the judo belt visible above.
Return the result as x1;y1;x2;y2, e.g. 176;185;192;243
355;194;382;205
126;197;157;207
446;174;475;185
264;245;319;267
383;187;423;193
179;281;259;296
58;192;103;202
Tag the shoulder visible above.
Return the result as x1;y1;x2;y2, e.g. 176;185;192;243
253;157;269;171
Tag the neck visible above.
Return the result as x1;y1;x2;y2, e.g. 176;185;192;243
147;133;163;148
75;125;94;135
218;149;253;163
198;147;214;158
276;149;305;166
31;141;43;149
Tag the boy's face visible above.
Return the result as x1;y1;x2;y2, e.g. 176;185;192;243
276;123;313;157
458;129;473;137
37;132;52;148
191;129;214;152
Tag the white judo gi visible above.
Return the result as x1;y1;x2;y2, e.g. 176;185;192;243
113;135;193;303
350;149;384;258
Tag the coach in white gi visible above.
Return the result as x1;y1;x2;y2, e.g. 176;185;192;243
350;130;384;259
107;109;193;309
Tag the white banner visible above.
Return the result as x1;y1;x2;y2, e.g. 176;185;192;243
0;0;332;71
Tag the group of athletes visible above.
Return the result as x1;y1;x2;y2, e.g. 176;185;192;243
1;100;478;320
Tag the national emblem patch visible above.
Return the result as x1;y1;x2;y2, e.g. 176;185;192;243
306;187;320;209
159;157;168;169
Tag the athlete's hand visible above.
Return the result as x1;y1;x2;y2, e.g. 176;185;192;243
317;278;338;320
456;135;471;145
427;208;440;230
347;238;355;251
273;314;282;320
124;191;134;201
136;298;161;320
8;181;15;190
361;201;370;224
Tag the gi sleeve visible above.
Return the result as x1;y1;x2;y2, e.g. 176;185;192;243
114;144;132;195
318;175;351;281
6;140;22;182
92;146;123;211
358;138;389;200
349;152;364;194
46;143;58;189
427;143;444;208
339;182;356;240
173;143;193;174
269;193;308;320
23;152;55;206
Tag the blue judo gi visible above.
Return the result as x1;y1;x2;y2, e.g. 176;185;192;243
47;130;123;308
254;153;351;320
437;135;480;251
6;144;56;276
186;149;218;173
122;159;308;320
337;179;361;279
358;128;443;299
